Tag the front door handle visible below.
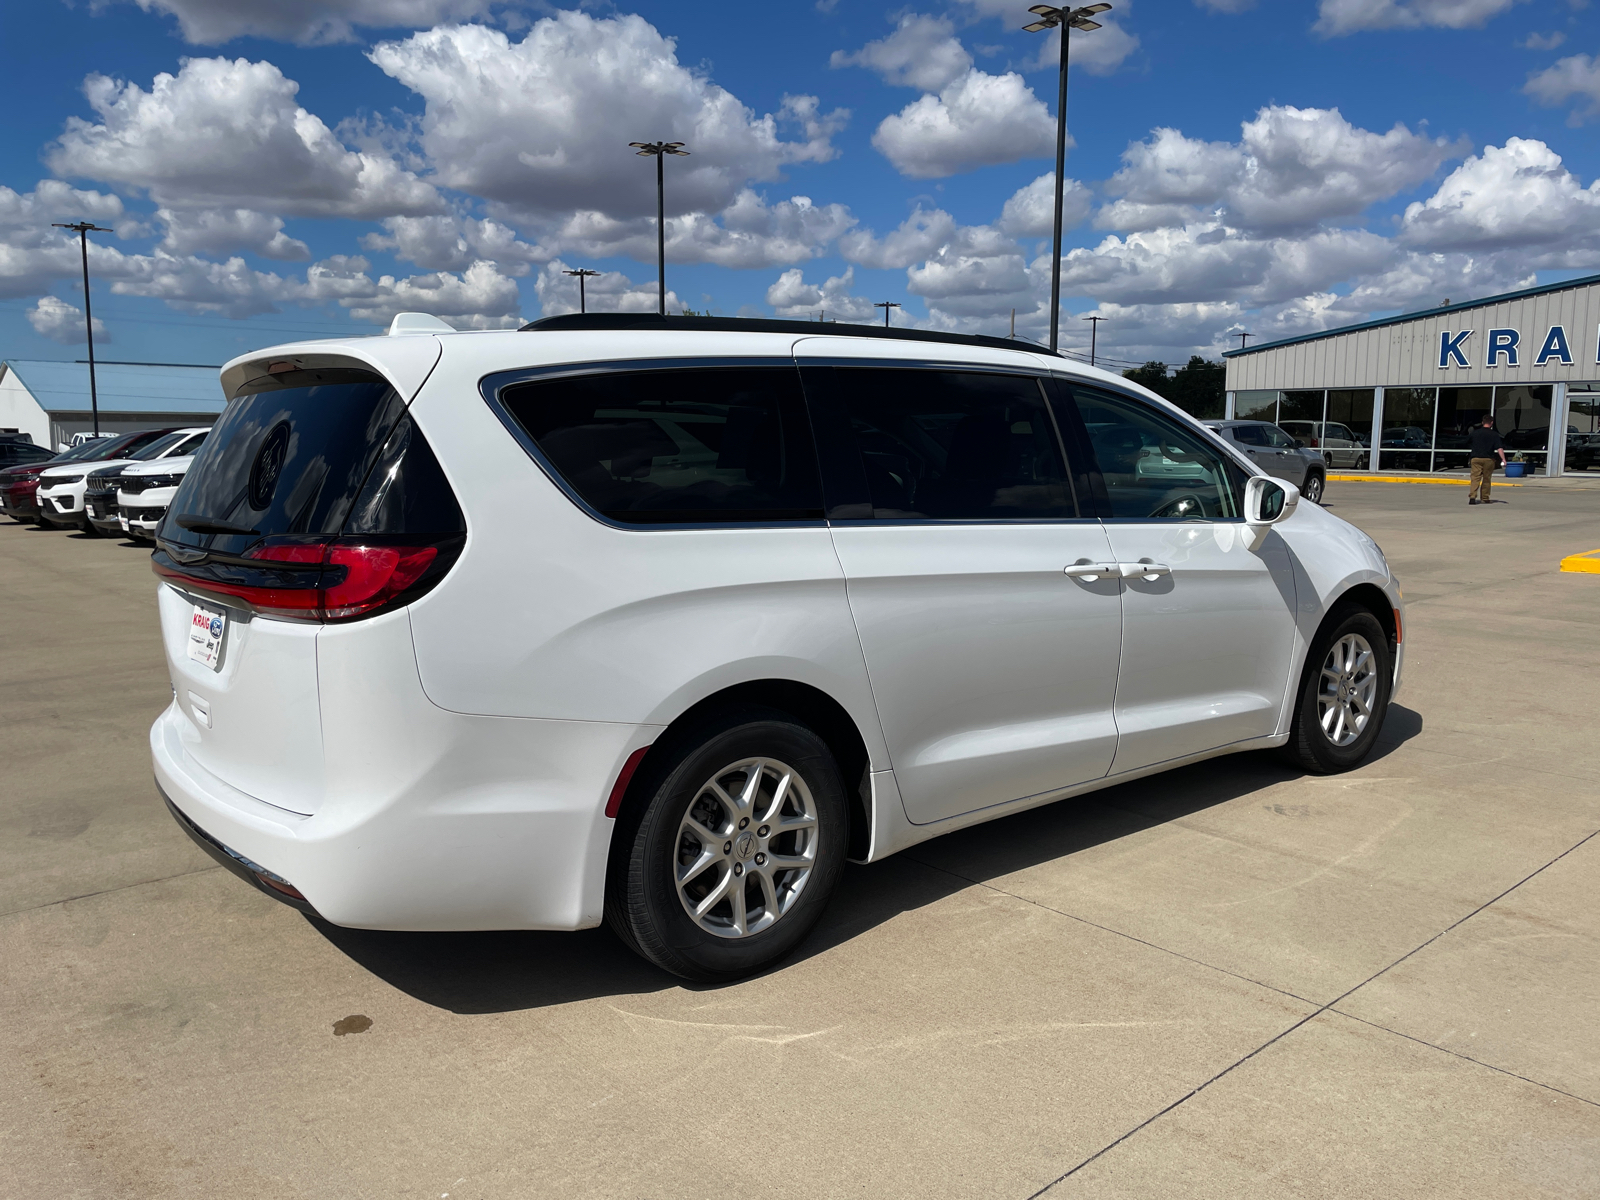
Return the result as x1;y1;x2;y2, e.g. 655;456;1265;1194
1064;561;1121;581
1117;561;1171;580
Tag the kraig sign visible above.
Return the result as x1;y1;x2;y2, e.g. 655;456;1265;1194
1438;325;1595;369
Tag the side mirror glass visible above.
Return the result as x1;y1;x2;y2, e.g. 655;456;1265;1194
1245;476;1299;526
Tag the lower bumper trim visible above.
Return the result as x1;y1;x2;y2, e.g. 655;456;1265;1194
158;782;319;916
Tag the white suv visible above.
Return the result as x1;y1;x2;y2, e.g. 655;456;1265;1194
116;430;210;540
43;428;207;533
150;315;1404;981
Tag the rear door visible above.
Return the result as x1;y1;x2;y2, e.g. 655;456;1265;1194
1060;386;1298;775
799;349;1123;825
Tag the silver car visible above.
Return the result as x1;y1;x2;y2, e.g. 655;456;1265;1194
1206;420;1327;503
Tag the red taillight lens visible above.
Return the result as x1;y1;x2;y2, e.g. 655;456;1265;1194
155;537;444;622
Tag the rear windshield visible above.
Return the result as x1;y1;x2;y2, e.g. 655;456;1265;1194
163;374;406;550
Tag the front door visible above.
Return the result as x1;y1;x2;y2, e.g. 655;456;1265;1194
1064;386;1299;775
799;351;1124;825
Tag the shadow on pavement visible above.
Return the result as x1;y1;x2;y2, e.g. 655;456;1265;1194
314;705;1422;1014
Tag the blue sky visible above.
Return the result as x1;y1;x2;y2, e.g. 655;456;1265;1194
1;0;1597;369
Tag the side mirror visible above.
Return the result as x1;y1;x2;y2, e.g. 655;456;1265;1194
1243;476;1299;549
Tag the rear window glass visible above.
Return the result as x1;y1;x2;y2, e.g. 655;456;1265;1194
499;367;823;525
163;375;406;550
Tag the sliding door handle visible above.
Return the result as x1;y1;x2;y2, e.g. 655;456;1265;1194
1118;561;1171;580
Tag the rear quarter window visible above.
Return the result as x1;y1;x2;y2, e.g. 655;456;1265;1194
495;366;824;525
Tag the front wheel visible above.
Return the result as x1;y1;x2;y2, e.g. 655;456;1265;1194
1283;606;1392;773
607;710;848;982
1301;471;1325;504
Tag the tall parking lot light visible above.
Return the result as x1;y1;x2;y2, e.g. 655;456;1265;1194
563;267;600;314
628;141;690;316
51;220;113;436
1022;3;1111;353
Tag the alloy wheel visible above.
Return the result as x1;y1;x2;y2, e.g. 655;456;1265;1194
1317;632;1377;747
674;757;819;939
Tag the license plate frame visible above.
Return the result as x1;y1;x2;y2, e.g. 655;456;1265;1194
187;602;227;672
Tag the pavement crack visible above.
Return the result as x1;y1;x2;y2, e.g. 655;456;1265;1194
1326;1008;1600;1109
0;865;222;919
1018;824;1600;1196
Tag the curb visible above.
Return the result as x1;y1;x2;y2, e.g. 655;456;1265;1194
1325;474;1523;488
1560;549;1600;575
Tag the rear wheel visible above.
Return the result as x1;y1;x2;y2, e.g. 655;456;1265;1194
607;709;848;982
1283;606;1392;773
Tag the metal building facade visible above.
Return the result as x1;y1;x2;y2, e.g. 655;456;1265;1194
1222;273;1600;477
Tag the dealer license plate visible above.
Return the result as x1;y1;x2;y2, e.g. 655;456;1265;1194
187;602;226;671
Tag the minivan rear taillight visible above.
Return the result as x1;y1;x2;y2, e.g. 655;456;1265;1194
153;536;454;622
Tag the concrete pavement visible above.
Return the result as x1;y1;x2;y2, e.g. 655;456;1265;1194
1;484;1596;1199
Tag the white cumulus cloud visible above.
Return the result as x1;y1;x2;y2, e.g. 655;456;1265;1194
28;296;109;344
997;172;1094;238
1525;53;1600;124
872;69;1058;179
831;14;973;92
1314;0;1526;37
766;266;879;322
47;57;443;219
119;0;501;46
533;260;680;317
367;16;846;224
157;208;310;260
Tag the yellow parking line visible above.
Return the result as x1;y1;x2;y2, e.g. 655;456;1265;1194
1326;474;1523;487
1560;549;1600;575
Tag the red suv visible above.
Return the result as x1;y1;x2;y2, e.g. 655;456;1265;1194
1;430;174;524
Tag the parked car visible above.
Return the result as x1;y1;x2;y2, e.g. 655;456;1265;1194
151;315;1403;982
37;428;190;532
1204;419;1327;502
0;438;55;468
1381;426;1430;449
83;428;210;536
1;430;171;524
1566;433;1600;471
1277;420;1369;469
116;430;210;540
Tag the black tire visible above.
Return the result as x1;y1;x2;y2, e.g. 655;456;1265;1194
1301;470;1325;504
606;707;848;982
1283;605;1392;774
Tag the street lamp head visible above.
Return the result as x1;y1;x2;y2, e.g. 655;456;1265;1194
1022;3;1111;31
562;268;600;278
629;141;690;157
52;221;114;233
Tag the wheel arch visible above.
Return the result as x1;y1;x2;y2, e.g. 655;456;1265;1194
610;679;874;864
1333;582;1397;648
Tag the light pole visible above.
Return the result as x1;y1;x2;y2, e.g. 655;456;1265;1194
628;141;689;316
563;267;600;314
1082;314;1106;366
51;220;113;436
874;301;901;327
1022;3;1111;354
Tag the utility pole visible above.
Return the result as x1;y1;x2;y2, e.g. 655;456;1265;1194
874;301;901;328
562;267;599;314
1082;314;1106;366
628;141;689;316
1236;331;1252;352
52;221;113;436
1023;4;1112;353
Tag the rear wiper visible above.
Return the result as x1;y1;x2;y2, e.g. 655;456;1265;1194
175;514;260;536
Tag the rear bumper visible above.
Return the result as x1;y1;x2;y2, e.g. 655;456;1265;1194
151;608;656;931
160;785;318;915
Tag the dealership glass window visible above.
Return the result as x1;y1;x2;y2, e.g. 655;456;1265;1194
1495;385;1553;474
1433;387;1493;472
1234;390;1279;423
1325;390;1374;469
1569;388;1600;473
1379;387;1436;472
1278;390;1323;424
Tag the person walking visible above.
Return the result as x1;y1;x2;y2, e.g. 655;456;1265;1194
1468;413;1506;504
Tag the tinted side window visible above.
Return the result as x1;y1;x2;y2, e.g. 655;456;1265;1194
1262;425;1298;449
501;367;822;525
1231;424;1267;446
824;368;1075;520
1071;388;1243;520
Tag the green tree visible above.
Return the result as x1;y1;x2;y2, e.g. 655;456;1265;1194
1122;361;1172;399
1168;356;1226;419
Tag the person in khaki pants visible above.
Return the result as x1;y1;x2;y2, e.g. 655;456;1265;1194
1468;413;1506;505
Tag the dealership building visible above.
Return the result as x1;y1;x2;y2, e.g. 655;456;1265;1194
0;359;224;450
1223;271;1600;476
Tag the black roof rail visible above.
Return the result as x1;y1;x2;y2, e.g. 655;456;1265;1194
518;312;1059;357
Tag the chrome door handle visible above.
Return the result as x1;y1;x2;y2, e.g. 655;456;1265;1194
1118;561;1171;580
1064;562;1120;581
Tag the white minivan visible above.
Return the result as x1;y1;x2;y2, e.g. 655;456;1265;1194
151;315;1403;980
